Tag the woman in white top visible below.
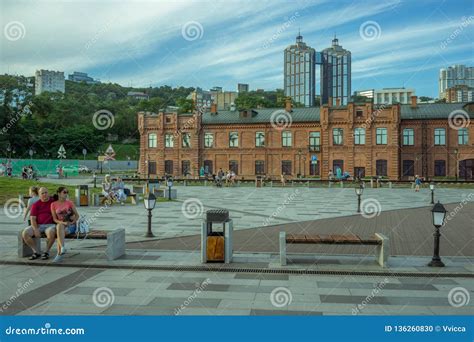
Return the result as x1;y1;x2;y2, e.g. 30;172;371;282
101;174;115;205
23;186;39;222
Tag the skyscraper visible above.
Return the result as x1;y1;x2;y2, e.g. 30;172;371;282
284;32;316;107
319;36;351;106
439;65;474;99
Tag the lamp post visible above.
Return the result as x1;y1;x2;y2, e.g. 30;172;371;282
454;148;459;181
355;184;364;213
28;148;34;161
303;156;307;178
428;201;447;267
167;177;173;201
93;172;97;188
429;182;435;204
297;149;302;178
143;192;156;237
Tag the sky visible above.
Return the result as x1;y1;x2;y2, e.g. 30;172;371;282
1;0;473;98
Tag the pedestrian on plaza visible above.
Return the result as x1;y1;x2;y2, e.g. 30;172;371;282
280;174;286;187
414;175;422;192
51;187;79;262
23;186;40;222
21;187;56;260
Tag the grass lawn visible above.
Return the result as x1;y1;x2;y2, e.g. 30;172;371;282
82;143;139;161
0;177;171;205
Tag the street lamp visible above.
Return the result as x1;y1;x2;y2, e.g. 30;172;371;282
167;177;173;201
355;184;364;213
429;182;435;204
454;148;459;181
428;201;447;267
28;148;34;160
143;192;156;237
297;149;302;178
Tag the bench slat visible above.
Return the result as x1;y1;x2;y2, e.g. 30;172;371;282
39;230;109;239
286;233;380;245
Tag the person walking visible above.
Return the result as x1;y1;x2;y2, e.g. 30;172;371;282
414;175;422;192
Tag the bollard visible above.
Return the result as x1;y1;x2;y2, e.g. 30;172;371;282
340;181;344;188
370;179;374;188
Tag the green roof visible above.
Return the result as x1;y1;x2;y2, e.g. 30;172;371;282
199;102;472;124
400;103;473;120
202;107;320;124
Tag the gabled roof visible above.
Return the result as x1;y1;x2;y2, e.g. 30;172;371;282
202;107;320;124
400;103;473;120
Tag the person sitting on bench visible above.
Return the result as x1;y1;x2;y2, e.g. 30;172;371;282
112;177;127;206
23;186;39;222
101;174;115;205
51;186;80;263
21;187;56;260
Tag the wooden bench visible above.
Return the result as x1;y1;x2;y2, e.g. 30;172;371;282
94;193;138;206
18;228;126;261
279;232;389;267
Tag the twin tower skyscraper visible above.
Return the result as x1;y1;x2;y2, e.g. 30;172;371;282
284;32;351;107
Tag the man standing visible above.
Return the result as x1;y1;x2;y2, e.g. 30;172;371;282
21;187;56;260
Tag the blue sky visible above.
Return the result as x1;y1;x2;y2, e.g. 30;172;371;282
1;0;473;98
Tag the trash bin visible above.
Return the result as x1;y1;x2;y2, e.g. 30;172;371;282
75;185;89;206
201;210;233;263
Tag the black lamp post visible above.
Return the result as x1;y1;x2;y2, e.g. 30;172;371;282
429;182;435;204
428;201;447;267
93;172;97;188
454;148;459;181
167;177;173;201
143;192;156;237
355;184;364;213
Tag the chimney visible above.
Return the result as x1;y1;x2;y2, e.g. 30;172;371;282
328;97;333;108
210;103;217;114
285;97;292;112
336;98;341;107
411;96;417;109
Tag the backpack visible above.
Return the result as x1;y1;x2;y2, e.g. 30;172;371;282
76;215;90;238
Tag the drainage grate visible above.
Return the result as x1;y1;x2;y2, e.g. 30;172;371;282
3;260;472;278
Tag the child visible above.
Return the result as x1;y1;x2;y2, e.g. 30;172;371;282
415;175;422;192
23;186;39;222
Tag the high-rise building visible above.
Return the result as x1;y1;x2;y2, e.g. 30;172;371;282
319;36;351;106
35;69;65;95
439;65;474;99
187;87;213;110
446;85;474;103
284;32;316;107
238;83;249;93
211;91;237;111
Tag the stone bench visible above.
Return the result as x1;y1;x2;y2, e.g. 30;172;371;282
279;232;389;267
92;193;138;206
18;228;125;261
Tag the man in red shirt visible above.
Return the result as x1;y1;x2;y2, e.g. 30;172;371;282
22;187;56;260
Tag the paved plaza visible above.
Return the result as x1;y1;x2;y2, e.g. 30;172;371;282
1;182;473;316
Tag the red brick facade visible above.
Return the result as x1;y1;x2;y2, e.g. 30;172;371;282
138;101;474;180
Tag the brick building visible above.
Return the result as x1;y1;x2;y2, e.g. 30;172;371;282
138;97;474;180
